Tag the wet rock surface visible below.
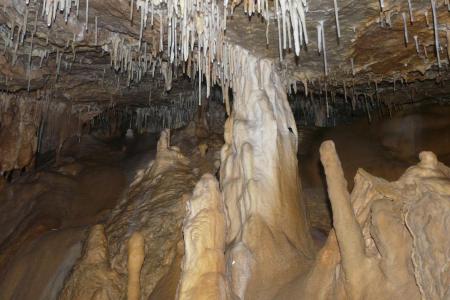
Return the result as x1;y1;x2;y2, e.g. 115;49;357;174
0;0;450;298
60;124;222;299
0;135;134;299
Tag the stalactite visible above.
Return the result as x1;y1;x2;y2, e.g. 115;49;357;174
319;21;328;76
85;0;89;31
159;13;163;52
343;80;347;102
12;24;21;66
350;58;355;76
317;23;322;54
431;0;441;68
414;35;419;53
407;0;414;23
402;12;409;46
325;82;329;118
133;91;197;133
198;48;201;106
56;50;62;79
333;0;341;39
364;94;372;122
95;16;98;45
130;0;134;21
21;5;28;44
12;0;319;142
275;0;283;61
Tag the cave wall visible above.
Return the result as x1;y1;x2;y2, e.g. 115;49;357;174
0;91;82;173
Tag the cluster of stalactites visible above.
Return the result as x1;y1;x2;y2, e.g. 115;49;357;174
35;0;81;27
107;34;161;88
377;0;448;70
22;0;313;100
133;92;198;132
89;91;200;136
274;0;309;58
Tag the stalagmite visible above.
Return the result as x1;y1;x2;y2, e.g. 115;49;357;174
127;232;145;300
220;45;314;300
277;142;450;299
177;174;230;300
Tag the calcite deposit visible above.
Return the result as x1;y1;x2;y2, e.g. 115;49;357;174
276;142;450;299
0;0;450;299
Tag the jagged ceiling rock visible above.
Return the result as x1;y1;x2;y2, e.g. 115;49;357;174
0;0;449;114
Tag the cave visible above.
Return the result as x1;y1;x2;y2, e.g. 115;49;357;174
0;0;449;299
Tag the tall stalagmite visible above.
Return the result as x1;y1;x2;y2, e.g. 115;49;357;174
219;45;315;299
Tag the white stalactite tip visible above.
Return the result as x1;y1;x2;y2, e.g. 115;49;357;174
413;35;419;53
407;0;414;23
402;12;408;46
350;57;355;76
333;0;341;38
431;0;441;68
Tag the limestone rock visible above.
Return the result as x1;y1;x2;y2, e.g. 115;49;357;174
61;130;197;299
59;225;123;300
178;174;232;300
277;142;450;300
220;45;314;300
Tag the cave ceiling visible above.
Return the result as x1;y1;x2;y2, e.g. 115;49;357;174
0;0;449;110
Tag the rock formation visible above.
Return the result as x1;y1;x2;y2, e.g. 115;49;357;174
275;141;450;299
178;174;231;300
1;0;450;298
59;224;123;300
60;130;197;299
219;45;314;299
127;232;145;300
